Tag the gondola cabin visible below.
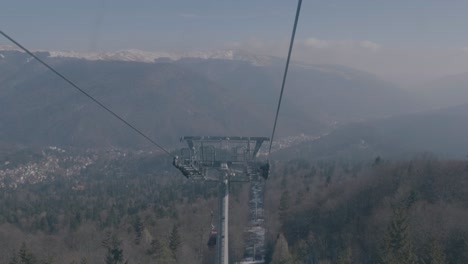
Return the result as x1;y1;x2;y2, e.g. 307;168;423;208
207;229;217;248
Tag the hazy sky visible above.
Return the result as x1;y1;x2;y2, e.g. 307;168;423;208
2;0;468;85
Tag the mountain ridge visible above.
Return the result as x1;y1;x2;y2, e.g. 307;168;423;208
0;49;423;149
0;45;275;66
275;103;468;160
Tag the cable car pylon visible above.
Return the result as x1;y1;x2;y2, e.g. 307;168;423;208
173;136;270;264
173;0;302;262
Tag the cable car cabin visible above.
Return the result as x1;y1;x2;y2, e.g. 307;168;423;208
207;229;217;248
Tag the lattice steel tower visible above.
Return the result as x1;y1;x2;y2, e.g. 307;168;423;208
173;136;270;264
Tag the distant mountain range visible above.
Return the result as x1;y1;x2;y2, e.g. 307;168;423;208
0;45;276;66
0;47;426;150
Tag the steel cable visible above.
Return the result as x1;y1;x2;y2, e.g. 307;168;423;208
267;0;303;156
0;30;173;157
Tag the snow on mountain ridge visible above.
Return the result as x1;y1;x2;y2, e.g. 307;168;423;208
0;45;271;65
0;44;21;51
47;49;176;63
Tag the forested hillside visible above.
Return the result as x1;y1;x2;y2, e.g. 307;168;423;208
0;149;250;263
0;49;423;149
1;149;467;263
264;157;468;264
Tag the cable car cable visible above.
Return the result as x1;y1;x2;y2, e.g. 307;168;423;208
0;30;173;157
267;0;303;156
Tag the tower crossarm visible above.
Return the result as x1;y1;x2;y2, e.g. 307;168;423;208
173;136;270;180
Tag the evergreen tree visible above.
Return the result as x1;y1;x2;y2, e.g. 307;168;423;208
379;206;417;264
271;233;293;264
169;225;181;255
18;243;37;264
146;238;161;256
133;215;143;245
102;234;127;264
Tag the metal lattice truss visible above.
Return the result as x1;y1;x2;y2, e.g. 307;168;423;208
173;136;270;181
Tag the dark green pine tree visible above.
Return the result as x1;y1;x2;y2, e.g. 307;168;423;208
169;225;181;255
102;234;127;264
146;238;161;256
379;206;418;264
133;215;143;245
